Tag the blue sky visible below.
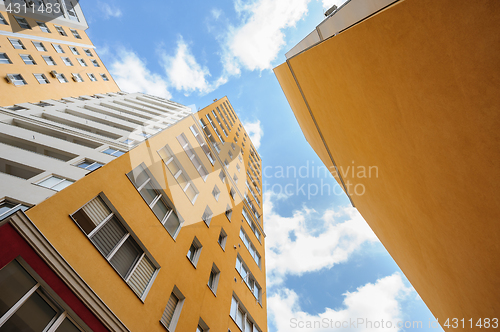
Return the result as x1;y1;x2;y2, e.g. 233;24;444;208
82;0;442;331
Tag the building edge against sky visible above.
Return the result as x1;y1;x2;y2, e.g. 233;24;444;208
0;1;267;331
274;0;500;328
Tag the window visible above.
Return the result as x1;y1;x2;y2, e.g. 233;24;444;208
176;133;209;181
225;205;232;221
200;205;213;227
33;73;50;84
242;207;261;242
161;287;185;331
72;73;84;82
100;73;109;81
212;185;220;201
189;125;215;164
54;25;67;36
231;142;236;150
86;73;97;82
42;56;56;66
14;16;31;29
70;29;81;39
75;159;102;171
0;200;29;219
0;259;88;331
56;73;68;83
219;170;226;183
71;195;159;300
218;228;227;250
0;13;7;25
158;145;199;204
230;188;236;200
91;59;100;67
37;175;74;191
61;57;73;66
230;296;262;332
233;174;238;184
6;74;27;86
102;148;124;157
37;21;50;32
9;39;25;50
67;1;79;21
208;263;220;294
187;237;202;267
127;164;182;239
238;155;243;162
33;41;47;52
52;44;65;53
123;139;134;145
77;58;87;67
19;54;36;65
0;53;12;64
236;163;241;172
224;159;229;167
235;256;262;304
197;318;210;332
69;46;80;55
240;228;261;268
228;150;233;159
83;48;93;57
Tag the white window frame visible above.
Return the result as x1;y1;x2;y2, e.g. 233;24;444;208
176;133;209;181
37;21;50;33
52;43;65;53
218;228;227;250
69;46;79;55
36;175;74;191
33;73;50;84
54;25;67;36
72;73;84;82
70;28;81;39
212;185;220;201
14;16;31;29
33;41;47;52
230;295;262;332
202;205;213;227
77;58;87;67
61;57;73;66
207;263;220;295
187;236;202;267
9;38;25;50
42;55;56;66
0;53;13;64
100;73;109;81
87;73;97;81
19;54;36;65
6;74;27;86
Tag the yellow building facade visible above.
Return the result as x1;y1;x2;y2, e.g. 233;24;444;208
275;0;500;328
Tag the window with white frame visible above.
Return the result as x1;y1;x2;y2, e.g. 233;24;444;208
0;200;30;219
42;56;56;65
177;133;209;181
33;73;50;84
0;13;7;25
228;150;233;159
230;295;262;332
218;228;227;250
230;188;236;201
5;73;27;86
233;173;238;184
202;205;213;227
207;263;220;295
231;142;236;150
52;43;65;53
127;164;182;239
161;286;185;331
71;195;159;300
56;73;68;83
158;145;199;204
61;57;73;66
83;49;93;57
240;227;261;268
189;125;215;164
87;73;97;82
18;54;35;65
238;155;243;162
33;41;47;52
212;185;220;201
187;237;202;267
102;148;124;157
54;25;67;36
0;259;91;331
235;256;262;304
77;58;87;66
100;73;109;81
75;159;102;171
70;29;81;39
9;39;25;50
14;16;31;29
37;21;50;33
0;53;13;64
242;207;261;242
219;170;226;183
90;59;100;67
36;175;74;191
197;318;209;332
72;73;84;82
67;1;79;21
236;163;241;172
69;46;79;55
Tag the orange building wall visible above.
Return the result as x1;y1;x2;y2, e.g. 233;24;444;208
26;109;267;331
275;0;500;327
0;11;120;106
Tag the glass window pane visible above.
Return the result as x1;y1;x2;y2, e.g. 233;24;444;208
139;182;157;205
185;185;197;202
77;161;92;169
166;161;180;178
113;150;124;157
103;148;115;155
176;172;187;188
51;180;73;192
152;199;169;222
0;202;17;216
86;162;102;171
109;237;142;278
0;290;58;332
131;166;149;188
0;260;37;317
38;176;62;189
91;217;127;256
55;318;81;332
164;212;180;237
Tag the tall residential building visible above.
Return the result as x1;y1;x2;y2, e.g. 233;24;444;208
0;2;266;332
274;0;499;328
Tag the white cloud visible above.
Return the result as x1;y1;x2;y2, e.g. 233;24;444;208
99;3;122;19
223;0;311;73
211;8;223;20
264;192;378;286
269;273;414;332
109;49;172;99
160;37;221;96
242;119;263;149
